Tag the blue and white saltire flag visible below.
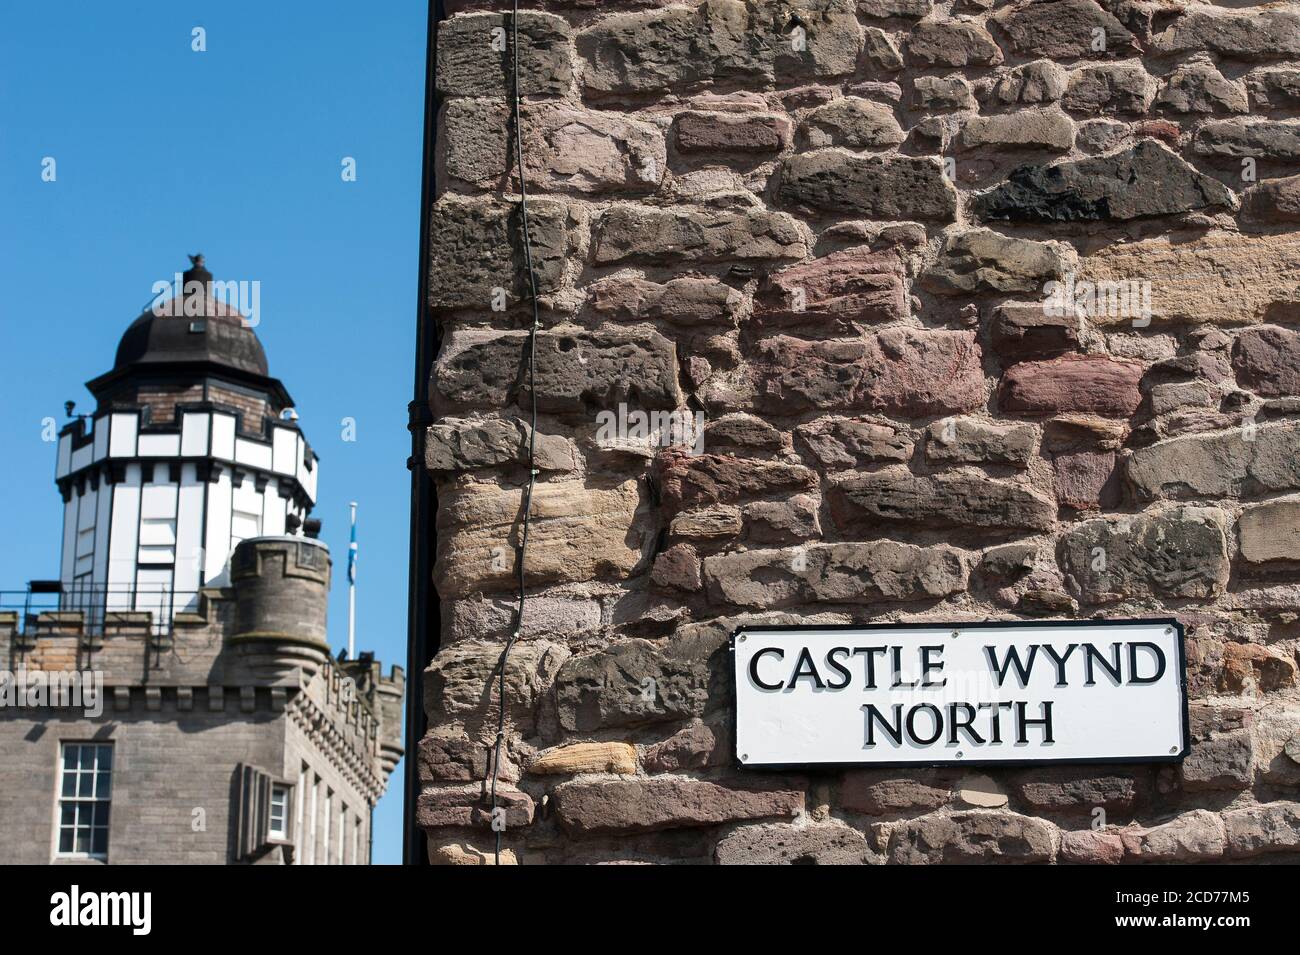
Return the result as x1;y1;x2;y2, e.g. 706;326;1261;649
347;509;358;585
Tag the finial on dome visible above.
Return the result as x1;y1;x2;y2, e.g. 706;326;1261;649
182;254;213;299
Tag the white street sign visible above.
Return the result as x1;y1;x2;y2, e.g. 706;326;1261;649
732;620;1188;769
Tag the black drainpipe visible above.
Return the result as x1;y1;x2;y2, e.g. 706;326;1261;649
404;0;445;866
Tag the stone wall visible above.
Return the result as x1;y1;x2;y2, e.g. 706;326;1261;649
420;0;1300;864
0;686;376;865
0;692;285;865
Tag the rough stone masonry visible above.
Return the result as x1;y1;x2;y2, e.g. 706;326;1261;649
419;0;1300;864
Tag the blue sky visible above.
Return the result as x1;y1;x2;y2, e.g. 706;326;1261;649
0;2;427;863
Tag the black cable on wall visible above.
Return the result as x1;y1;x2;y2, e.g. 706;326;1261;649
486;0;544;867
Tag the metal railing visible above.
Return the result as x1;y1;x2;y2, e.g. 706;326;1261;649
0;583;200;638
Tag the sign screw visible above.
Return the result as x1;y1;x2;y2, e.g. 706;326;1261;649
1165;627;1173;635
1169;746;1178;754
956;751;964;758
951;630;959;639
738;635;746;643
740;753;749;762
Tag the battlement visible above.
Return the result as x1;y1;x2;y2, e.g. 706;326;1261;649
291;655;403;803
0;536;403;795
340;655;406;778
0;592;232;682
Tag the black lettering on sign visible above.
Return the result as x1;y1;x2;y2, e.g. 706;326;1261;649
749;647;784;690
985;644;1039;687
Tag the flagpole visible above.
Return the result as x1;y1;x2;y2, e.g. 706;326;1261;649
348;501;357;660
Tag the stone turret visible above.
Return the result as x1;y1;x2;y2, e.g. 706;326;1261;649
374;667;406;779
230;536;333;683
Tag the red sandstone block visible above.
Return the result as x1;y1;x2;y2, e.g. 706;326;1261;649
416;784;534;830
1000;354;1144;416
754;247;907;328
1059;829;1124;864
553;777;803;835
655;450;817;518
674;111;793;153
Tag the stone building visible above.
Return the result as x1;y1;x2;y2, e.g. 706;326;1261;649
0;258;402;864
413;0;1300;863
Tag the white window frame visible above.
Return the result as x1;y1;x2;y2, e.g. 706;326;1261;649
293;764;306;863
307;775;319;865
337;805;347;865
323;789;333;865
54;742;114;861
269;783;290;841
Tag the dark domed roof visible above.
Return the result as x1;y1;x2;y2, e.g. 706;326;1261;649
112;256;269;377
114;306;269;377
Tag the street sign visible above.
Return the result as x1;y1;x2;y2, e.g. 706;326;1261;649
732;619;1188;769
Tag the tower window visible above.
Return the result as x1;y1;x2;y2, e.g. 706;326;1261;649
56;743;113;860
188;320;207;333
137;517;177;565
230;508;261;550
